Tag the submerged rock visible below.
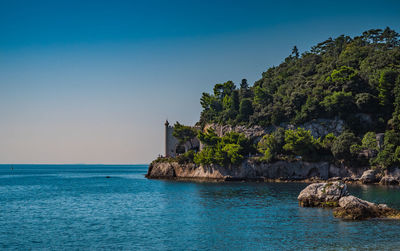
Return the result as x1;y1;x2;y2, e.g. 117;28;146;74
360;170;378;184
297;181;349;207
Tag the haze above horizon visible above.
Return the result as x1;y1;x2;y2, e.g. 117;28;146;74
1;0;399;164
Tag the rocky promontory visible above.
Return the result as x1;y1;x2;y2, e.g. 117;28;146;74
298;181;400;220
147;159;400;185
146;159;362;181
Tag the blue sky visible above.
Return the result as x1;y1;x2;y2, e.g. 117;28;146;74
0;0;400;164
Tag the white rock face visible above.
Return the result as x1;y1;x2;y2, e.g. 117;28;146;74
147;160;332;181
204;123;267;139
205;117;344;140
289;118;344;138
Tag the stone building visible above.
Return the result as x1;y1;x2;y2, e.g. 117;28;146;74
164;120;200;157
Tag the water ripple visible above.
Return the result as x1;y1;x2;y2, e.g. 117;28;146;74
1;165;400;250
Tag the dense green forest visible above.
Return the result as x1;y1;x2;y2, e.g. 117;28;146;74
163;28;400;170
199;27;400;133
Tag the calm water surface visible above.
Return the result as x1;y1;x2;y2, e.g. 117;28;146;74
1;164;400;250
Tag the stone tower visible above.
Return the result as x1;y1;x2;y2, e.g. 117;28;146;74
165;120;170;157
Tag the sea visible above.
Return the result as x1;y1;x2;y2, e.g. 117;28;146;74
1;164;400;250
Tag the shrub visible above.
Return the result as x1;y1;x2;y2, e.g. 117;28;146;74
371;144;397;169
355;93;379;112
197;129;219;146
259;148;274;162
172;122;197;147
350;144;363;155
321;133;336;150
283;128;319;159
257;134;279;162
371;130;400;169
320;91;356;117
176;150;195;164
222;144;243;165
331;131;361;160
362;132;377;150
194;130;254;166
194;147;218;166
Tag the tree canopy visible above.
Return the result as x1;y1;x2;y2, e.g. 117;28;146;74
198;27;400;134
164;28;400;170
172;122;197;147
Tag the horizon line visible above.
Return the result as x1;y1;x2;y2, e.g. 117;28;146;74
0;163;150;165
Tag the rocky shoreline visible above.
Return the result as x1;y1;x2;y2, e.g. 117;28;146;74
146;159;400;186
147;160;400;220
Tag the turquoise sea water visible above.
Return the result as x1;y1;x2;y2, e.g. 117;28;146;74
1;165;400;250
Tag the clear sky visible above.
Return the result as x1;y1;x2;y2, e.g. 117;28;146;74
0;0;400;164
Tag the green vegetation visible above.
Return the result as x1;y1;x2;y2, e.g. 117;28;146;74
193;28;400;169
164;28;400;169
198;28;400;132
172;122;198;148
257;134;280;162
361;132;378;150
194;129;255;166
331;131;360;161
167;126;400;170
370;130;400;169
283;128;320;160
256;128;324;162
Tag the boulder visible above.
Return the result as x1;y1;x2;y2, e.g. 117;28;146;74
299;182;400;220
298;181;349;207
333;195;400;220
380;176;399;186
360;170;378;184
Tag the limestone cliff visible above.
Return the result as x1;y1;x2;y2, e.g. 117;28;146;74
146;159;367;181
204;117;344;140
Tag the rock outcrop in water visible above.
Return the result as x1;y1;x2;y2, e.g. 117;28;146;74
298;182;400;220
297;182;348;207
333;195;400;220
